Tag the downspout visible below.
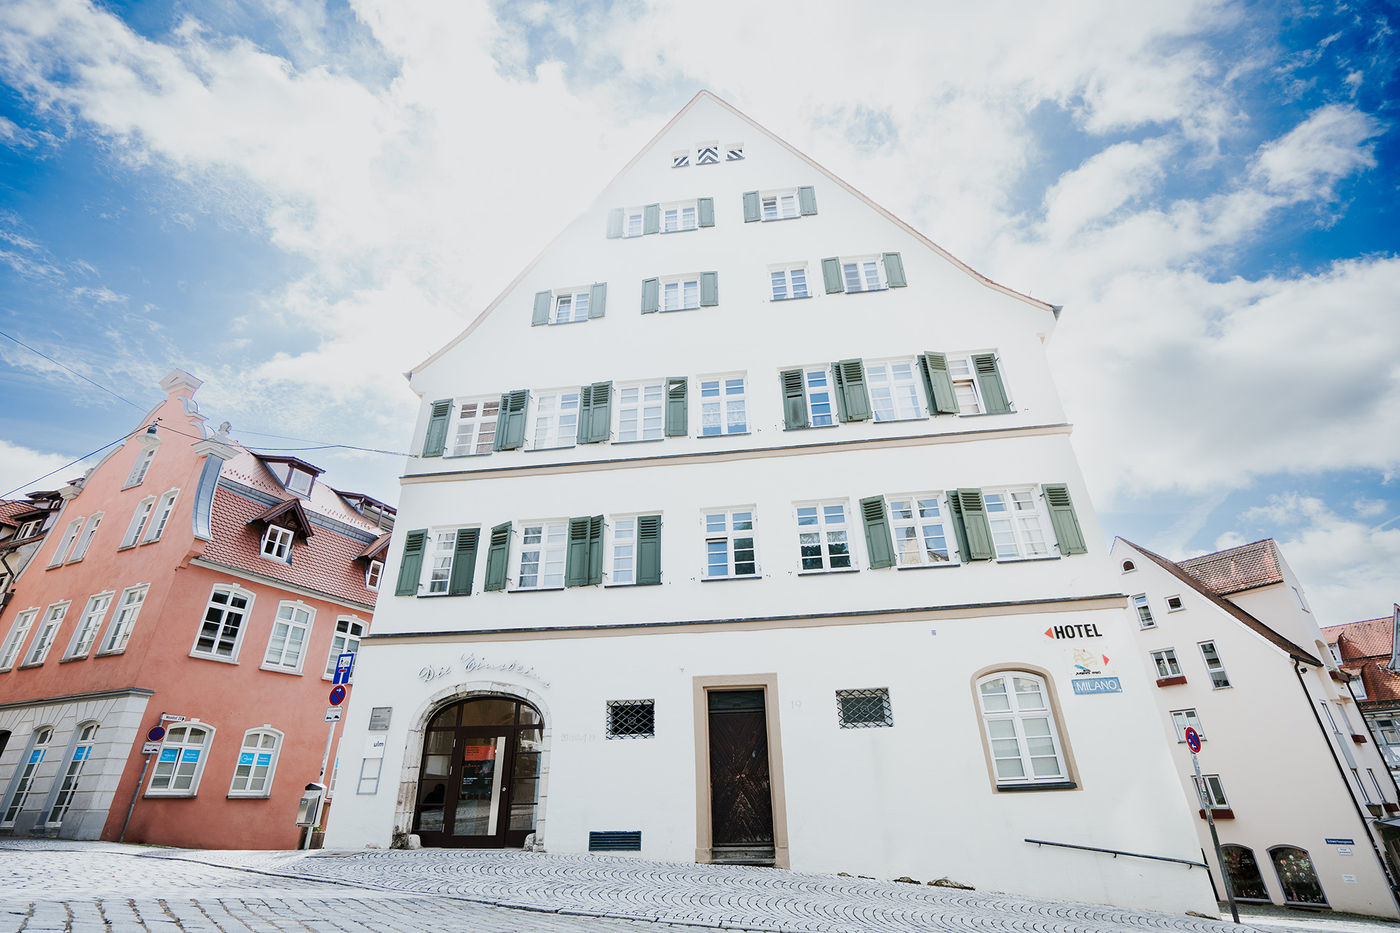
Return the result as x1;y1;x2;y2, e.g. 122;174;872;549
1294;662;1400;905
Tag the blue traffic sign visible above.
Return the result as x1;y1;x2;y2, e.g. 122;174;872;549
147;725;166;742
329;685;347;706
1185;727;1202;753
332;652;355;686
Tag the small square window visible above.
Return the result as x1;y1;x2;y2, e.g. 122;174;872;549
671;150;689;168
606;700;655;738
1166;595;1184;612
696;142;719;165
261;525;294;563
726;143;744;161
836;688;892;728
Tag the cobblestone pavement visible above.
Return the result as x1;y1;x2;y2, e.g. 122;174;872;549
2;840;1396;933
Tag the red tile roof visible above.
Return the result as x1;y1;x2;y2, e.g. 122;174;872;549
1178;540;1283;595
201;486;378;608
0;500;37;526
1323;617;1394;660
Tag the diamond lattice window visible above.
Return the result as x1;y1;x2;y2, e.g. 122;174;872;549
606;700;655;739
836;688;893;728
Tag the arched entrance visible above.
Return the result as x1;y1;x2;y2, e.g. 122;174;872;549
412;695;543;848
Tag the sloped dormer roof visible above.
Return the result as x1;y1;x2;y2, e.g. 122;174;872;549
246;497;315;539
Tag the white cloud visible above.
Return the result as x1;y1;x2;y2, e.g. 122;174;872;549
1252;103;1382;198
0;439;83;497
1354;497;1389;519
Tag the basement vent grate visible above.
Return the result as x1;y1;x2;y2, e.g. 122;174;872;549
589;831;641;852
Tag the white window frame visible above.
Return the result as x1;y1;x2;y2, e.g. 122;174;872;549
760;189;800;222
698;375;747;437
1194;773;1229;809
191;585;254;662
1199;640;1231;688
365;560;383;590
661;275;700;312
528;389;580;450
660;200;698;233
769;264;810;301
946;355;988;415
63;592;114;660
286;469;313;496
1133;594;1156;629
623;206;645;237
15;518;42;539
0;608;38;671
47;722;99;826
228;727;283;798
801;366;837;427
1170;708;1205;742
124;446;156;488
1165;595;1185;612
323;616;366;680
98;585;148;655
142;490;179;544
887;493;958;567
262;601;315;674
551;287;592;324
146;722;214;797
615;381;666;442
120;499;154;549
866;358;926;423
448;397;500;457
840;255;886;293
984;487;1053;560
67;512;103;563
1354;677;1369;700
3;727;53;825
703;508;758;579
976;672;1069;787
608;516;638;585
1152;648;1183;679
423;527;471;596
260;525;294;564
795;500;854;572
48;518;82;566
515;520;567;590
22;601;69;667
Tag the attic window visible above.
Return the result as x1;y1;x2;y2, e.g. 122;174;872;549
672;150;689;168
261;525;294;564
726;143;744;161
696;142;720;165
287;469;314;496
1120;560;1135;573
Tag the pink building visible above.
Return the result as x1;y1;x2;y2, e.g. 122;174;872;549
0;371;392;848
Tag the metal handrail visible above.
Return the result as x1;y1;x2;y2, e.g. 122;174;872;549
1025;838;1207;868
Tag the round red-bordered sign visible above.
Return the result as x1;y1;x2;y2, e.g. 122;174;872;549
147;725;166;742
329;685;347;706
1185;727;1201;753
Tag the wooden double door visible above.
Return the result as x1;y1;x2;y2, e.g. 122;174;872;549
413;697;543;848
707;689;776;865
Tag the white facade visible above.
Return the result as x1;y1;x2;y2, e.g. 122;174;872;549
327;93;1216;914
1113;538;1400;918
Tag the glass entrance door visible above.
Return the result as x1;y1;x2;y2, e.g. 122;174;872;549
454;734;503;838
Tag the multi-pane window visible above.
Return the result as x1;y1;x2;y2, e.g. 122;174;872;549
517;521;567;589
1194;773;1229;809
263;602;314;672
662;277;701;312
148;723;213;796
866;360;924;422
450;399;500;456
762;190;799;221
3;728;52;824
977;673;1068;786
426;530;459;595
324;617;365;678
99;585;148;654
49;519;82;565
68;513;102;562
699;376;747;436
796;501;852;571
23;602;69;666
1152;648;1183;679
704;509;757;578
365;560;383;590
193;586;252;660
606;700;655;739
984;488;1051;559
770;265;809;301
15;518;42;539
64;593;113;660
661;201;697;232
125;446;156;487
803;367;836;427
624;208;644;237
120;500;154;548
947;356;985;414
47;723;98;825
0;608;38;671
610;518;637;584
888;495;955;566
842;257;884;293
229;729;281;796
261;525;293;563
144;491;178;543
1134;595;1156;629
617;383;665;442
553;290;591;324
1200;641;1231;688
531;391;580;449
1170;708;1205;741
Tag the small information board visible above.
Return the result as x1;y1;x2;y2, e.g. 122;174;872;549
324;707;343;723
142;741;161;754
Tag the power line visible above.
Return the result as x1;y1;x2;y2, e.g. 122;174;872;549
0;426;145;500
0;328;149;412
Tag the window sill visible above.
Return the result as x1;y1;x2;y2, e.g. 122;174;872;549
872;415;929;425
58;656;89;664
17;661;46;670
797;567;858;576
1352;734;1369;744
603;581;661;588
525;444;577;453
443;452;494;460
957;411;1017;418
1139;624;1157;631
701;574;763;582
895;561;960;571
144;791;197;799
1210;684;1233;691
1197;808;1234;820
259;665;304;676
115;544;137;552
190;651;241;665
697;431;751;439
760;215;804;223
784;423;839;432
1156;676;1187;687
660;307;703;314
613;438;666;445
508;586;566;594
842;286;889;295
93;649;126;659
996;781;1077;792
994;555;1060;563
1166;607;1186;613
770;294;813;302
659;227;699;235
227;792;272;800
258;555;293;566
64;558;85;566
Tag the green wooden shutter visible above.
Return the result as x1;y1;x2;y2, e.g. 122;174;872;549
493;390;529;450
951;489;994;560
699;271;719;307
833;359;871;422
920;352;958;414
566;516;603;587
643;203;660;235
588;515;604;584
531;290;552;326
395;529;427;596
698;197;715;227
882;252;907;287
1043;484;1088;555
797;186;817;215
860;496;895;569
665;377;688;436
822;257;844;293
448;527;481;596
589;282;607;319
641;278;660;314
575;384;594;444
780;369;809;429
637;514;662;585
483;522;511;591
972;354;1011;413
742;191;760;222
606;209;623;239
422;400;451;457
578;381;611;443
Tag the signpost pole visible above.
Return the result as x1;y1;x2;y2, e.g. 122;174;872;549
1190;736;1238;924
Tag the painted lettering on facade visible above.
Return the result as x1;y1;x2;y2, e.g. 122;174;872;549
1044;623;1104;639
417;653;551;687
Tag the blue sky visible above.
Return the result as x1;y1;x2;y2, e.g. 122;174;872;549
0;0;1396;622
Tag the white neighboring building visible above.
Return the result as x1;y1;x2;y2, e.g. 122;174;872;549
1113;538;1400;918
326;92;1216;914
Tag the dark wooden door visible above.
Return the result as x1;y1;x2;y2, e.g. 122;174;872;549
708;689;774;855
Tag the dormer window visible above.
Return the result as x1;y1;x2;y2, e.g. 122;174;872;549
261;525;294;563
366;560;383;590
286;469;313;497
15;519;41;539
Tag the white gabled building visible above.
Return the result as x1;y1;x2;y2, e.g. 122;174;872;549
326;92;1216;914
1112;537;1400;918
